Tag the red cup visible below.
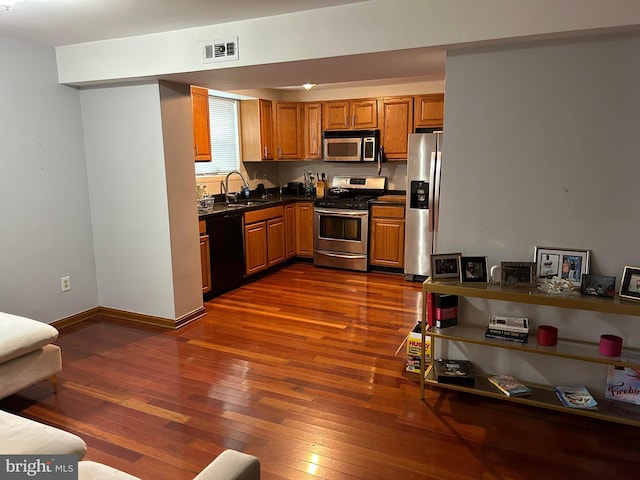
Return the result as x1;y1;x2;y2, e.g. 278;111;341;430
599;334;623;357
537;325;558;346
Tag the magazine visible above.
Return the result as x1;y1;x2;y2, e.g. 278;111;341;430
605;365;640;405
488;375;532;397
555;385;598;409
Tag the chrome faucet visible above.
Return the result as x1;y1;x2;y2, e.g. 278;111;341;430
224;170;250;204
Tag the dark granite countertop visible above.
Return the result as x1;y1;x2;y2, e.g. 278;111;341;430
198;194;315;219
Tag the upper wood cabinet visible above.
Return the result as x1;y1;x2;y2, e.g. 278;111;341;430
303;102;322;160
414;93;444;129
190;86;211;162
378;96;414;161
240;99;274;162
323;99;377;130
274;102;303;160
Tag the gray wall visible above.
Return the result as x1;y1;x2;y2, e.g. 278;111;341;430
0;36;97;323
437;32;640;391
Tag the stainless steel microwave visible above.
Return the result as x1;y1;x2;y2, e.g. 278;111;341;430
323;130;379;162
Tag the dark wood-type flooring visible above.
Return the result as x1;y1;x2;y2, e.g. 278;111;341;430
2;263;640;479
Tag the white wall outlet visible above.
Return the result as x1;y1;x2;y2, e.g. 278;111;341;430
61;276;71;292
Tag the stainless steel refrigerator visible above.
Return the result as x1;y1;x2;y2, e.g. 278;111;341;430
404;132;443;281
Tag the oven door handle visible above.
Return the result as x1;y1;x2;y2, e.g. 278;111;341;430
317;251;367;259
315;208;369;217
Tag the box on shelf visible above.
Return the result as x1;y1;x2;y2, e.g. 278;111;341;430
606;365;640;405
433;358;475;386
405;323;431;373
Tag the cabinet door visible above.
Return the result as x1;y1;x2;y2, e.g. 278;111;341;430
267;217;285;267
191;86;211;162
274;102;303;160
304;102;322;160
369;217;405;267
414;93;444;129
351;99;378;129
323;100;350;130
284;204;297;259
244;221;267;275
199;234;211;293
295;202;315;257
379;97;414;161
259;100;275;159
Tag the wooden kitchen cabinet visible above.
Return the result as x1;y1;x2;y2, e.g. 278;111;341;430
369;205;405;268
244;205;285;276
199;220;211;293
378;96;413;161
191;86;211;162
295;201;314;257
414;93;444;129
240;99;274;161
323;98;377;130
274;102;303;160
303;102;322;159
284;204;297;259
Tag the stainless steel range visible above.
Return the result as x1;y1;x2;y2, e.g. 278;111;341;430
314;175;387;272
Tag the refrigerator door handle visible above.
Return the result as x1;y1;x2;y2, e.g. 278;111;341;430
433;150;442;233
428;150;437;233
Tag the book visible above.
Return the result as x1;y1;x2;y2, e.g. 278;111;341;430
488;374;532;397
555;385;598;409
488;315;529;333
433;359;475;385
436;317;458;329
484;328;529;343
605;365;640;405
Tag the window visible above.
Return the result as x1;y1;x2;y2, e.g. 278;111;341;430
194;94;240;175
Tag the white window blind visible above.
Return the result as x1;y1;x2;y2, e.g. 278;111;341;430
194;95;240;175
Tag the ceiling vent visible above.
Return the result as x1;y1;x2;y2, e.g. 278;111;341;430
202;37;239;64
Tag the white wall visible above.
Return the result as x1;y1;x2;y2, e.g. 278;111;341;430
438;32;640;392
0;36;97;324
55;0;640;85
80;82;178;319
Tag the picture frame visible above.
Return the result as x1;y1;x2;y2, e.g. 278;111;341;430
501;262;537;288
581;274;616;297
460;256;488;283
431;253;462;280
534;246;590;287
620;266;640;301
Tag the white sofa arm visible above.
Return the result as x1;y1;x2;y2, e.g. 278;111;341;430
193;450;260;480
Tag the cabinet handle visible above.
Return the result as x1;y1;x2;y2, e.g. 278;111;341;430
352;115;355;127
195;145;199;156
345;115;348;128
263;146;267;158
278;146;282;157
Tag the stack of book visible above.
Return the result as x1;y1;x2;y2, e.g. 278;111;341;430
484;315;529;343
427;293;459;328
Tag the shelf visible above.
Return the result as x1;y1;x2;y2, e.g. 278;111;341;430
424;368;640;427
423;279;640;317
427;323;640;368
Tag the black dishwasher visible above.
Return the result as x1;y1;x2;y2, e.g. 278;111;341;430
204;210;245;300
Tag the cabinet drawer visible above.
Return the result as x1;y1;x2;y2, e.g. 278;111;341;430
371;205;405;219
244;205;284;224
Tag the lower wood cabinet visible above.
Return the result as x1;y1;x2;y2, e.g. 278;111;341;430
295;201;314;257
244;205;285;276
284;204;297;259
199;220;211;293
369;205;405;268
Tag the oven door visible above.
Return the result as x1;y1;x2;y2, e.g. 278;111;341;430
314;208;369;271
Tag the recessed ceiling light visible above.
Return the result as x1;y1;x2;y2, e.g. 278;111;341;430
302;83;317;91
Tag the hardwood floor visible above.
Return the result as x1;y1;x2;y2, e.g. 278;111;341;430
2;263;640;479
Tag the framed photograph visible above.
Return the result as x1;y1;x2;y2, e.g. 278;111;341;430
581;274;616;297
460;256;488;283
501;262;537;288
620;266;640;301
431;253;462;280
534;246;590;287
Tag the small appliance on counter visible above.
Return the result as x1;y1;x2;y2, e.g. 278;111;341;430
287;182;304;195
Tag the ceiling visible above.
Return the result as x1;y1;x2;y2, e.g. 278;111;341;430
0;0;446;91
